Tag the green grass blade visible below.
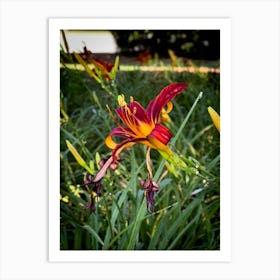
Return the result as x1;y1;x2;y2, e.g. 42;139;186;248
73;227;82;249
158;198;201;249
148;207;174;249
126;198;147;250
82;225;104;247
154;91;203;181
167;205;202;250
171;91;203;145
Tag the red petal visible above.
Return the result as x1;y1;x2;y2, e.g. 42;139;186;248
146;83;187;123
110;127;136;139
127;101;152;124
115;106;138;128
148;123;172;145
95;58;114;72
115;101;152;130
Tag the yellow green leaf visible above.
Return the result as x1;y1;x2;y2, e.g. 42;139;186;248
66;140;93;174
208;106;220;132
110;55;119;80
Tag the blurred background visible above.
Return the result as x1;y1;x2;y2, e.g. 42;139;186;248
60;30;220;61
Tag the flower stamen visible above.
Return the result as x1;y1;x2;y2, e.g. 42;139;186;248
106;104;122;128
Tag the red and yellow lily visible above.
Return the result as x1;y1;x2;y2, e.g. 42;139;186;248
105;83;187;161
80;46;114;75
74;49;119;82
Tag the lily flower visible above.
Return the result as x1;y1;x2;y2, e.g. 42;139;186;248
74;51;119;82
90;83;187;212
88;57;115;81
105;83;187;161
80;46;114;75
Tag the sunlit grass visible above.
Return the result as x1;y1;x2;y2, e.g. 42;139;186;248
61;62;220;73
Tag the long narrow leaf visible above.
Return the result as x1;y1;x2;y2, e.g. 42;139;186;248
65;140;93;175
126;198;147;250
82;225;104;246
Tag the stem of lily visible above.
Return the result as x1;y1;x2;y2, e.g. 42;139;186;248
146;147;153;179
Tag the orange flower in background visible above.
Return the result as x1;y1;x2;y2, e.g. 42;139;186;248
105;83;187;160
136;50;151;64
80;47;114;76
87;57;115;81
94;58;114;72
74;47;119;82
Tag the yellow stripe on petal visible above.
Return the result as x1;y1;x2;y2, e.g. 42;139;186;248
105;135;117;149
146;135;173;155
208;106;220;132
137;122;154;137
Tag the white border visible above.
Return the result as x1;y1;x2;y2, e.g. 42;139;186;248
1;1;279;279
49;18;231;262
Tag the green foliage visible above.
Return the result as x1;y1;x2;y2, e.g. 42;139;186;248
60;53;220;250
110;30;220;60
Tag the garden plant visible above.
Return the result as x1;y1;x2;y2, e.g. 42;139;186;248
59;34;220;250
